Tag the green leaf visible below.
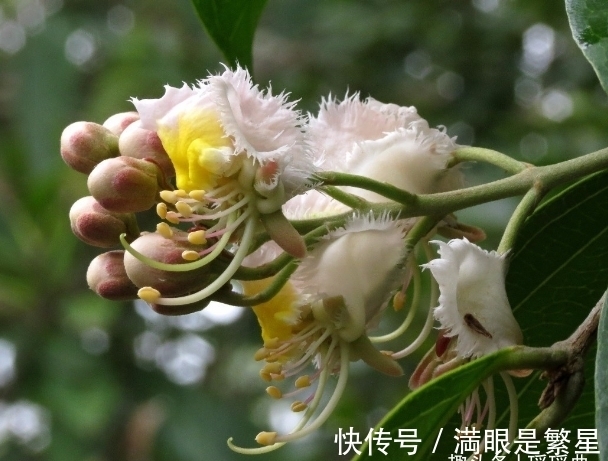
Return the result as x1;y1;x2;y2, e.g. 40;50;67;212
189;0;268;70
502;169;608;454
352;349;515;461
596;291;608;460
566;0;608;95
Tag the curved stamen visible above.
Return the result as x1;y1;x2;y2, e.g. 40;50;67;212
152;211;258;305
274;339;350;443
227;337;339;455
500;371;518;442
391;242;438;359
192;194;250;221
120;212;239;272
370;260;421;343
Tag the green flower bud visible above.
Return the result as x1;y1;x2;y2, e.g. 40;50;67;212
69;196;139;248
87;250;139;300
123;231;211;297
60;121;119;174
103;111;140;136
87;157;161;213
119;123;175;178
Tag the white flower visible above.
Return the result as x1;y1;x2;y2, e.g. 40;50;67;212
424;238;523;358
232;213;405;453
306;94;463;203
122;66;314;308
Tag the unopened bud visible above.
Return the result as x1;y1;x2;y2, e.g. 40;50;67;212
60;121;119;174
88;157;161;213
87;250;138;300
119;123;175;178
123;232;211;297
70;196;139;247
103;111;139;136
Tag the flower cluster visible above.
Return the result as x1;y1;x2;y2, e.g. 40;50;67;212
62;66;524;454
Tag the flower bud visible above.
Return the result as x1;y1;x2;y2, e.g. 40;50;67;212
119;122;175;178
103;111;140;136
69;196;139;248
87;157;161;213
60;121;119;174
87;250;139;300
123;232;211;297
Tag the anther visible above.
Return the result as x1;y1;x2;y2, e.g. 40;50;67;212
255;431;277;446
189;190;206;202
393;291;406;311
187;230;207;245
266;386;283;399
156;222;173;239
156;202;168;219
138;286;161;303
175;201;193;218
290;401;307;412
254;347;269;361
259;371;272;382
295;375;311;389
165;211;180;224
159;190;178;204
175;189;188;198
262;363;282;375
182;250;200;261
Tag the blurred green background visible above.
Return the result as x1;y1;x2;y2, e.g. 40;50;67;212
0;0;607;460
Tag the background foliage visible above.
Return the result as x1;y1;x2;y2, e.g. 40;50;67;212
0;0;607;460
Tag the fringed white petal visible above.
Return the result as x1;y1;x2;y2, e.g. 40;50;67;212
425;238;523;358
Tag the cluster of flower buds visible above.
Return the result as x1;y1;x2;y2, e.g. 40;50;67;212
62;65;526;455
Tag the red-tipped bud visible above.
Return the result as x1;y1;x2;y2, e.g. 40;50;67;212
123;232;211;297
119;123;175;178
69;196;139;248
60;121;119;174
87;250;139;300
103;111;140;136
87;157;161;213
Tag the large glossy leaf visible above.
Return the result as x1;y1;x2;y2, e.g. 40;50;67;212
566;0;608;95
352;349;516;461
596;292;608;460
189;0;268;70
501;169;608;459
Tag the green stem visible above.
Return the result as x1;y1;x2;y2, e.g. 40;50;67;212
314;171;417;205
321;185;370;209
450;146;529;175
317;146;608;219
497;183;544;254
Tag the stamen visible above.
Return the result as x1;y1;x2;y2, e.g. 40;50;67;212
138;287;161;303
255;432;277;446
391;254;437;359
500;371;518;442
371;260;422;343
273;340;350;444
266;386;283;399
165;211;181;224
198;194;250;221
156;222;173;239
152;212;257;305
181;250;200;261
187;230;207;245
176;201;193;218
254;347;269;361
295;375;311;388
188;189;206;202
156;203;168;219
160;190;179;204
175;189;188;198
291;401;307;412
119;212;238;273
